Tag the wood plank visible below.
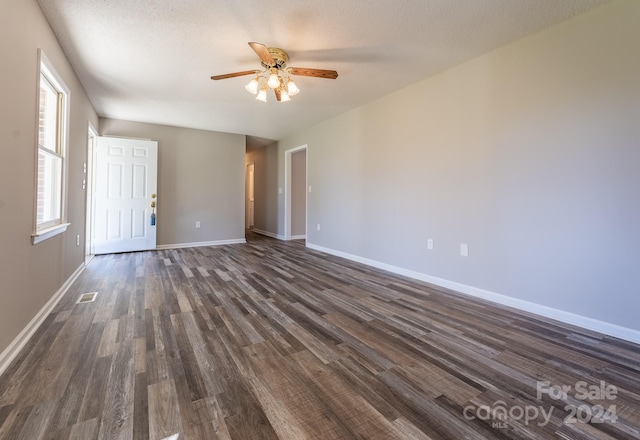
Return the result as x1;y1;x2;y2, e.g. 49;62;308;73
148;378;183;440
97;340;135;440
68;418;99;440
77;354;112;422
193;397;232;440
15;400;56;440
133;372;149;440
0;406;34;440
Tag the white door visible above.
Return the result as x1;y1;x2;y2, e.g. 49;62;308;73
94;137;158;254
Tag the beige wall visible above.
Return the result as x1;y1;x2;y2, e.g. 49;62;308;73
0;0;99;354
245;142;279;235
100;118;246;246
277;0;640;332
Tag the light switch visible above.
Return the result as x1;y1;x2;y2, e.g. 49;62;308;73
309;186;312;193
195;221;201;228
278;188;283;194
427;239;433;250
460;243;469;257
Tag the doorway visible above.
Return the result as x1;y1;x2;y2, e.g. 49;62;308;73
246;162;255;229
284;145;307;240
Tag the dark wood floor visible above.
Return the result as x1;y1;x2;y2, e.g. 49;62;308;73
0;232;639;439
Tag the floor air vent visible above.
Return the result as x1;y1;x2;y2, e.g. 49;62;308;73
77;292;98;304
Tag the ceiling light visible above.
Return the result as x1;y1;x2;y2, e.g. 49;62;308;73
245;77;259;94
256;86;268;102
287;79;300;96
243;68;302;102
267;69;280;89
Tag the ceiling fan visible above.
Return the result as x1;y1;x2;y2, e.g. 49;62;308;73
211;42;338;102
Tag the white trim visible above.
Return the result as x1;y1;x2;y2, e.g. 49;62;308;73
85;122;98;263
0;262;85;377
291;235;307;240
32;222;70;244
253;229;286;240
33;50;71;243
306;242;640;344
156;238;246;250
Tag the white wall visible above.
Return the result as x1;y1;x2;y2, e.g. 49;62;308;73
277;0;640;335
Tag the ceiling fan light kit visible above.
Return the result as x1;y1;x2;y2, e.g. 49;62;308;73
211;42;338;103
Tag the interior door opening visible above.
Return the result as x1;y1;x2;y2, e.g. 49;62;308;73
284;145;307;241
246;162;255;230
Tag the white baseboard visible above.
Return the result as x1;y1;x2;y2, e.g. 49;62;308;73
156;238;246;250
306;242;640;345
291;235;307;240
252;229;286;240
0;262;86;377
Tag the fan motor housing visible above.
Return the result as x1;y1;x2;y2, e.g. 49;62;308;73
261;47;289;69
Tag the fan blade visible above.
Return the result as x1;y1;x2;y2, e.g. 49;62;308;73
249;42;275;66
211;70;257;80
274;88;282;102
289;67;338;79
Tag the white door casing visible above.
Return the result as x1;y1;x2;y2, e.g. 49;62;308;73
94;137;158;254
85;124;98;261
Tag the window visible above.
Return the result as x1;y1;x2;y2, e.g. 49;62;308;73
33;50;70;244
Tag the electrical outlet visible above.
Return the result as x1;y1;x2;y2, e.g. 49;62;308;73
195;221;201;228
317;224;320;231
309;186;312;193
427;239;433;250
460;243;469;257
76;235;80;246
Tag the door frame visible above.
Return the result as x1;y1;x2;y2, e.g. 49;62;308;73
85;123;98;263
284;144;307;241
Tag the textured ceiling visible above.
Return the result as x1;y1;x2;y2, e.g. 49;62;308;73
36;0;610;141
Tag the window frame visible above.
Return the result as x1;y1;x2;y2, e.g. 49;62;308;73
32;50;70;244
